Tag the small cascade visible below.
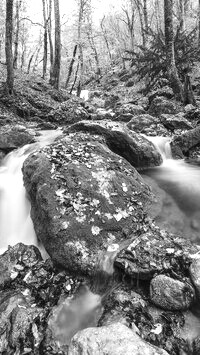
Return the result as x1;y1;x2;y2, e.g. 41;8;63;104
0;130;62;255
145;135;172;161
143;135;200;216
51;240;131;345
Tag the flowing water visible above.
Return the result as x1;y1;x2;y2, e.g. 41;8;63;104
2;130;200;345
144;136;200;217
0;130;62;255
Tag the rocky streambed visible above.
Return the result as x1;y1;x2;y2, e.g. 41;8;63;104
1;81;200;354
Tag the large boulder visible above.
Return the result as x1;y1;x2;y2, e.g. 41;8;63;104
148;97;181;117
115;228;198;280
68;322;169;355
115;103;145;121
127;114;159;133
150;274;195;311
160;113;193;131
171;125;200;158
66;120;162;169
0;125;35;153
47;97;90;125
23;132;152;275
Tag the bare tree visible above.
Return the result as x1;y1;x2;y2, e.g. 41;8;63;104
50;0;61;89
164;0;183;101
5;0;14;94
13;0;22;69
42;0;48;78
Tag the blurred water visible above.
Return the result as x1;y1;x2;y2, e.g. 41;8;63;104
144;136;200;216
0;129;62;255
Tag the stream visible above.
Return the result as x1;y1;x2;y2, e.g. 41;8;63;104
1;131;200;345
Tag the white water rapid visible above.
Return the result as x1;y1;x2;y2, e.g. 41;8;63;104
144;136;200;216
0;130;62;255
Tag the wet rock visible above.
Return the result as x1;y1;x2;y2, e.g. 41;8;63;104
189;259;200;298
68;322;169;355
171;125;200;158
47;97;90;125
0;243;42;289
160;113;193;131
0;124;35;152
0;290;44;354
148;97;181;117
47;284;103;350
23;131;152;275
67;120;163;169
127;114;159;133
150;275;195;311
116;229;198;280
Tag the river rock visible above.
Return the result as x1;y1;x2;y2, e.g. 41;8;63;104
47;97;90;124
115;229;198;280
148;87;174;104
150;275;195;311
23;131;152;275
160;113;193;131
148;97;181;117
171;125;200;158
0;125;35;152
115;103;145;120
67;120;162;169
0;243;42;289
189;259;200;298
0;290;44;354
127;114;159;133
68;322;169;355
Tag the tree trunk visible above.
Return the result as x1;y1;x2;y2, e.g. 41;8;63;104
13;0;21;69
143;0;148;32
42;0;48;79
48;0;54;80
27;53;34;74
198;0;200;47
5;0;14;94
70;60;80;94
164;0;183;101
50;0;61;89
100;17;112;63
65;44;78;89
179;0;185;31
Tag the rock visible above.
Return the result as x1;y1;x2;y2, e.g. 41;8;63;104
91;108;115;121
105;94;120;108
116;229;198;280
189;259;200;298
23;131;152;275
148;87;174;104
150;275;195;311
47;98;90;125
160;113;193;131
148;97;181;117
67;120;163;169
0;290;44;354
115;103;145;120
0;125;35;152
171;125;200;158
68;322;169;355
127;114;159;133
0;243;42;289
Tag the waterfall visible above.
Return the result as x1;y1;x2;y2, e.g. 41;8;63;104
145;135;172;161
0;130;62;255
143;136;200;217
